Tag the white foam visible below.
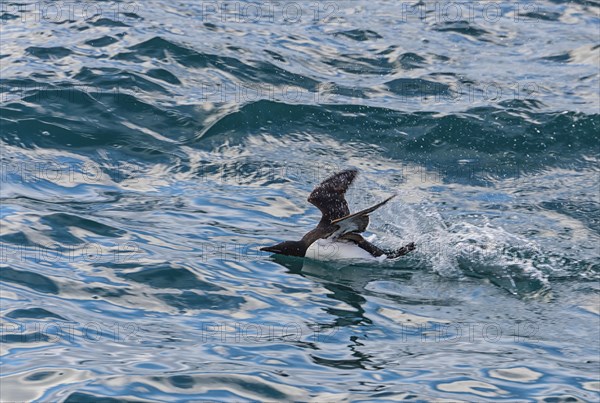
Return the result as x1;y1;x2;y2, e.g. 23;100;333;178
372;198;550;295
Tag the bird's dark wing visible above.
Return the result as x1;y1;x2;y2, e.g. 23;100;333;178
330;195;395;236
307;169;358;222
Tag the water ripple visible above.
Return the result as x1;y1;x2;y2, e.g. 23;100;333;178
1;0;599;401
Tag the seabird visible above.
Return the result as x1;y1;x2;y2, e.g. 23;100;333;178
261;169;415;261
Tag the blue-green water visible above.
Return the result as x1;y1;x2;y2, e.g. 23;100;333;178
1;1;599;401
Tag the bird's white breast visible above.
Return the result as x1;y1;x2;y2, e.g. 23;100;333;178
305;239;385;262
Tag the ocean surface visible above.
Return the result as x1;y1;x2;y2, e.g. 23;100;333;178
1;0;599;401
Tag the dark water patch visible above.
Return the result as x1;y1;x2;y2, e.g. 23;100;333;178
122;12;143;20
1;93;197;151
540;200;600;234
333;29;383;41
129;37;319;89
542;53;572;63
371;50;433;74
128;37;197;61
26;46;73;60
22;218;81;245
397;52;427;70
73;67;169;94
168;375;194;389
325;54;399;75
157;290;245;311
145;68;181;85
188;100;598;173
41;213;125;238
6;307;66;320
543;44;598;64
64;392;131;403
538;396;590;403
111;51;144;63
120;265;223;291
0;78;76;101
2;79;97;105
0;231;37;248
85;36;120;48
433;54;451;62
1;12;19;21
264;49;286;63
84;286;131;299
311;355;369;370
6;90;596;179
1;267;59;294
90;18;130;27
273;283;313;294
403;108;600;170
186;100;405;143
249;61;320;89
459;260;550;297
1;332;52;343
329;85;370;99
497;99;547;110
433;21;491;39
521;10;562;21
377;45;397;56
1;116;94;149
203;22;220;31
129;36;250;76
283;261;372;327
24;371;57;381
1;97;125;149
385;78;451;97
192;375;289;400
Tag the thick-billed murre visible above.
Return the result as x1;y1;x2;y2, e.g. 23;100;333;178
261;169;415;261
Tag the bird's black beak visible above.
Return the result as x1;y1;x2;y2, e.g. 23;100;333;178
260;245;281;254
